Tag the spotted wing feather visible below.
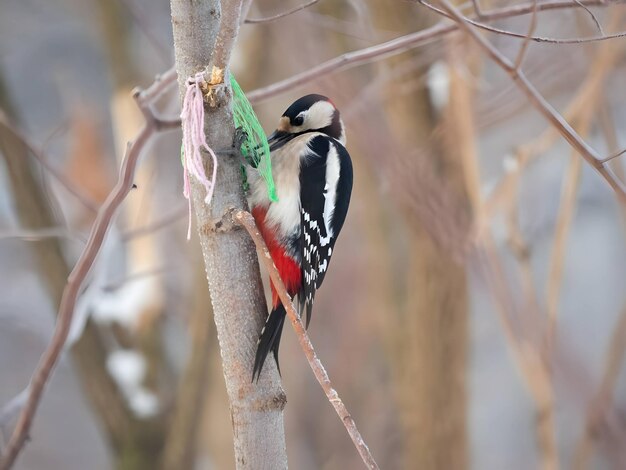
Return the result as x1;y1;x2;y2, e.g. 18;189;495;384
299;135;353;327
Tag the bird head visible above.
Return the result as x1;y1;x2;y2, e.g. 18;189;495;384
267;94;345;151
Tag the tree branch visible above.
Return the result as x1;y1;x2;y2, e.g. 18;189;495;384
247;0;624;103
418;0;625;45
431;0;626;204
574;303;626;468
234;210;380;470
0;73;176;470
513;0;539;70
0;114;100;213
245;0;320;24
0;227;86;244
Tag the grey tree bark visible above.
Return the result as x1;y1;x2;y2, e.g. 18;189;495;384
169;1;288;469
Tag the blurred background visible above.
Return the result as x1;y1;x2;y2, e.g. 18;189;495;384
1;0;626;469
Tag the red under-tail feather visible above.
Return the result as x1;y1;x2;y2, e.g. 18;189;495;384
251;206;301;306
251;206;301;380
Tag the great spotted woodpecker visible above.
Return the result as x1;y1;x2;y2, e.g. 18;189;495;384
248;94;353;380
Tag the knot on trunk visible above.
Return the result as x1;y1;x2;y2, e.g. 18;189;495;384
251;392;287;412
200;207;241;234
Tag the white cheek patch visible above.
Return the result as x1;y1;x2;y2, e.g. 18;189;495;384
306;101;335;130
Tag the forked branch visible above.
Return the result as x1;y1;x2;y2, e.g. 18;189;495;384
0;72;177;470
431;0;626;204
247;0;625;103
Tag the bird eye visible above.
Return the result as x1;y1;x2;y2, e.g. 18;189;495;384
293;116;304;126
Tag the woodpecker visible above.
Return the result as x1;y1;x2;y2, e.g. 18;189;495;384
248;94;353;380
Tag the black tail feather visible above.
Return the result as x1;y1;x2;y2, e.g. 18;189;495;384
272;311;286;375
298;294;314;329
253;304;286;382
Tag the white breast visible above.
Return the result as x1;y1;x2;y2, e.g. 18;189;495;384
248;134;316;236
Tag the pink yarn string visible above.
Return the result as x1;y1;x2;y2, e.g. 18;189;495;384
180;72;219;239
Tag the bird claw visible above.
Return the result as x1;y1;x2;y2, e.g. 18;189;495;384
233;127;248;152
233;127;254;167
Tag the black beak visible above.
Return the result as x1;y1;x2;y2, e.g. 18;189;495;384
267;130;292;151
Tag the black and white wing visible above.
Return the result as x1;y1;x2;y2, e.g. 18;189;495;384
299;135;353;327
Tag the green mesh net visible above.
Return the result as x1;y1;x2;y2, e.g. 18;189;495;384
230;74;278;202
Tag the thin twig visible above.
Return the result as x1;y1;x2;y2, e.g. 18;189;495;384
432;0;626;204
573;0;605;35
0;72;177;470
0;114;100;213
477;237;560;470
247;0;624;103
118;0;172;63
101;265;169;293
235;210;380;470
545;106;592;346
476;24;623;44
514;0;539;70
419;0;623;45
573;88;626;470
245;0;320;23
121;204;187;241
503;166;543;334
600;147;626;164
573;303;626;469
456;50;558;464
471;0;484;17
545;157;581;339
479;19;623;227
0;227;87;244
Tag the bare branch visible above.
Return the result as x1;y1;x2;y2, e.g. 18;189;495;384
479;23;623;226
247;0;624;103
600;147;626;164
431;0;626;204
118;0;173;63
514;0;539;70
121;204;187;241
0;71;177;470
477;237;560;470
0;227;86;244
545;156;581;342
245;0;320;24
474;21;624;44
0;114;100;213
574;303;626;468
544;93;600;346
471;0;484;18
572;0;605;35
101;265;169;293
234;210;380;470
418;1;624;45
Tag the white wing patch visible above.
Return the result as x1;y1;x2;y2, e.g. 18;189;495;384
322;144;341;243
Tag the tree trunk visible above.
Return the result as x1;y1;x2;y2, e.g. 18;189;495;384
369;2;470;468
169;1;288;468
